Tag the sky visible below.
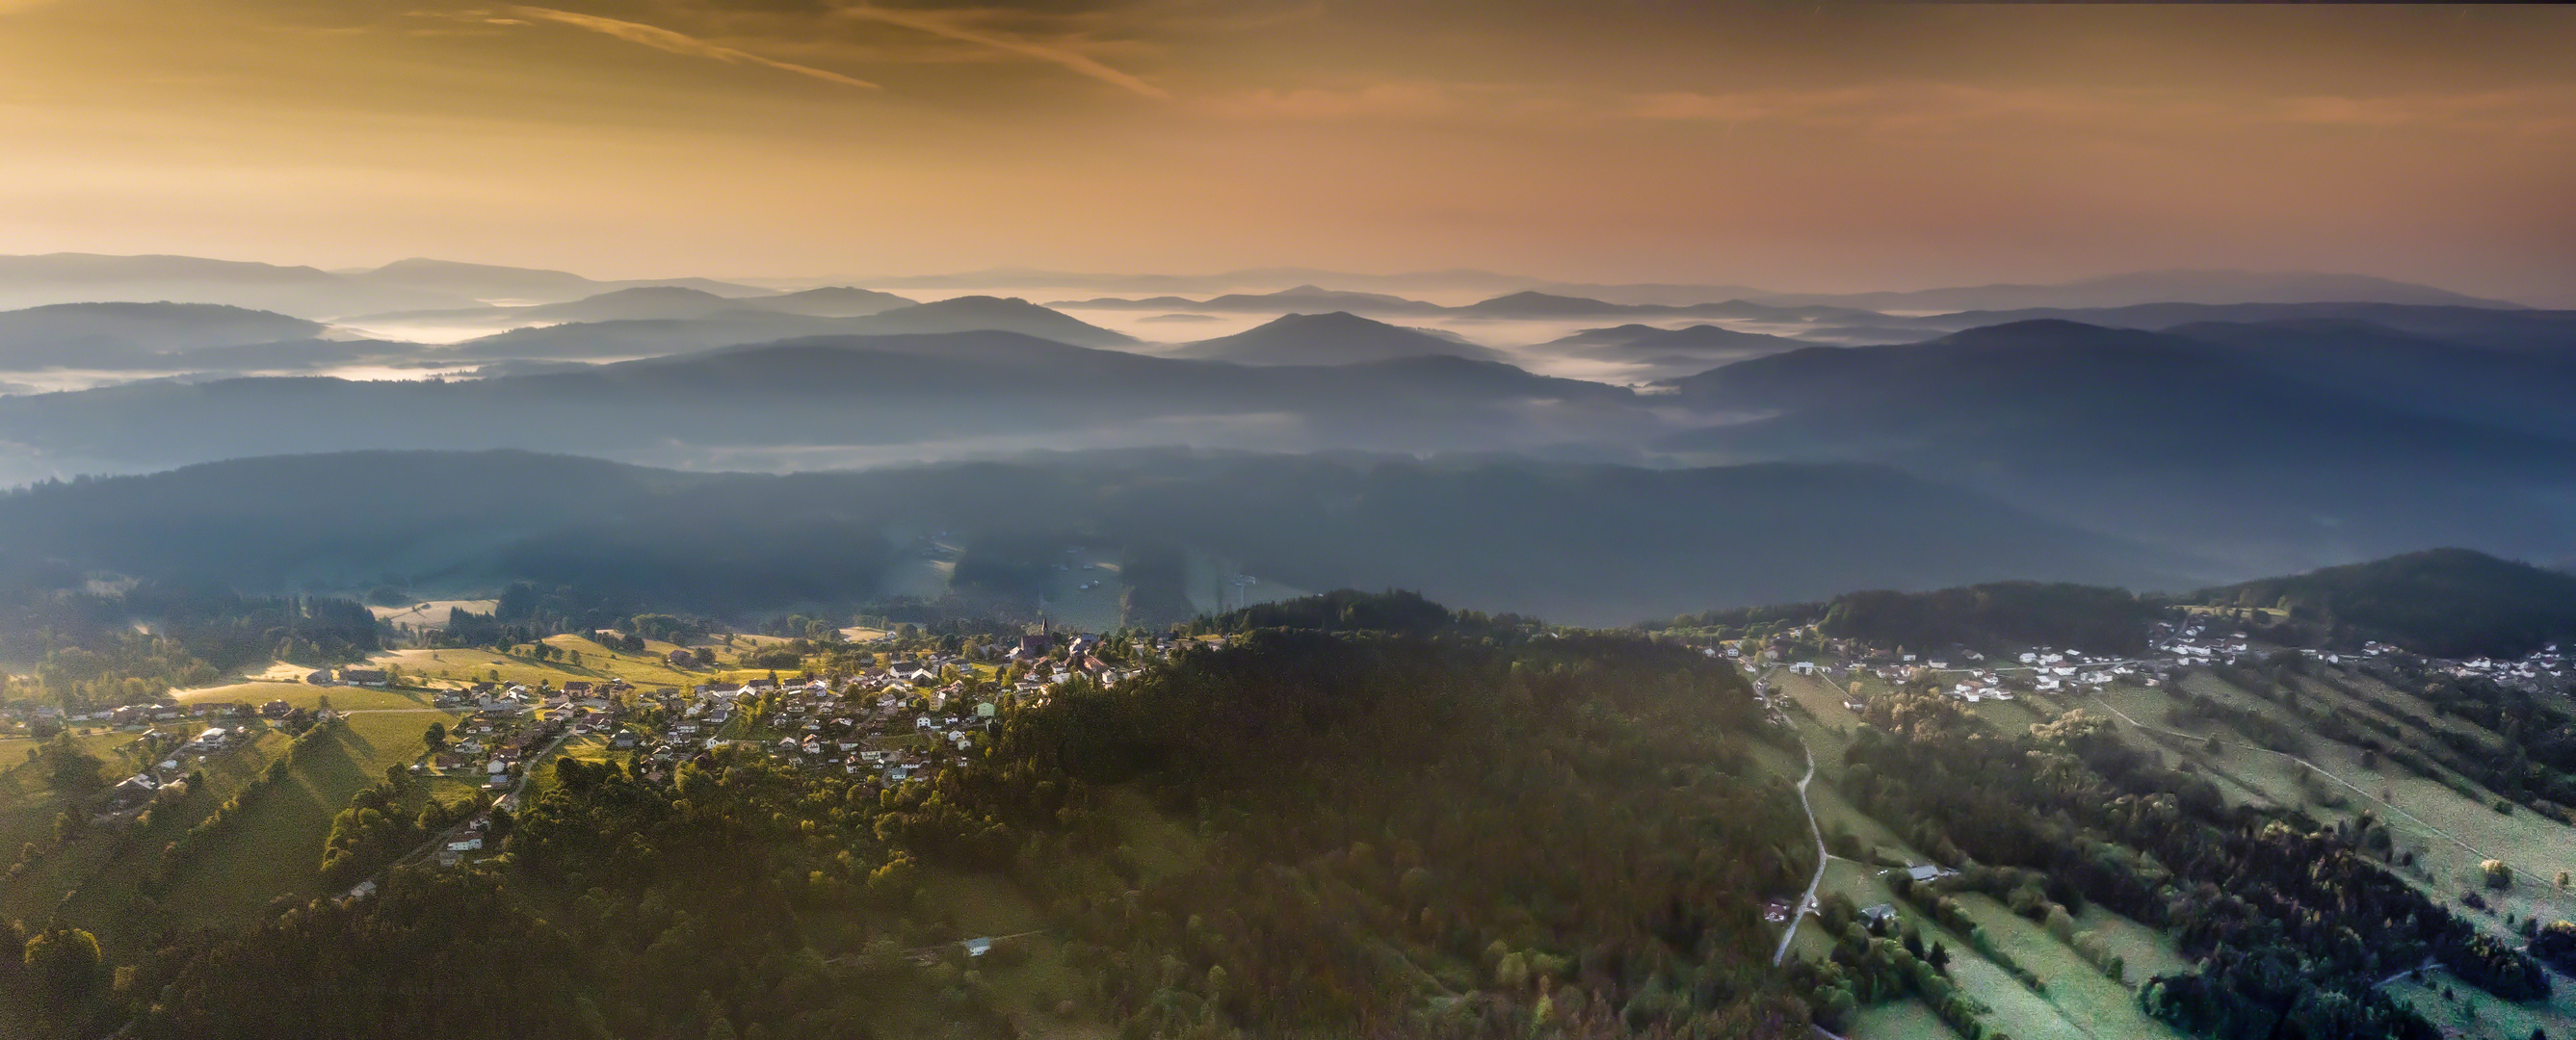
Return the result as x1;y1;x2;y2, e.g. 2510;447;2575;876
0;1;2570;302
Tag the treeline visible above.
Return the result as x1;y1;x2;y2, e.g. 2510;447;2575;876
85;593;1821;1040
1830;692;2547;1040
1820;581;2161;655
1195;588;1543;639
0;579;378;709
1639;602;1829;639
146;713;341;893
319;764;478;890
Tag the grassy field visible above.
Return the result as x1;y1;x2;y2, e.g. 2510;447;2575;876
2383;966;2576;1040
1776;683;2188;1040
153;709;461;927
2086;671;2576;932
0;723;298;957
173;680;444;712
1774;657;2576;1040
375;633;714;690
1847;997;1950;1040
2072;904;2191;981
1946;890;2182;1040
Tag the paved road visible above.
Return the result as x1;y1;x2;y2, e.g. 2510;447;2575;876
1774;694;1827;967
376;717;578;881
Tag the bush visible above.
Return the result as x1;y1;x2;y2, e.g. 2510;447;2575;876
23;923;101;998
2484;859;2513;890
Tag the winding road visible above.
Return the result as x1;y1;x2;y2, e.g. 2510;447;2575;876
1774;667;1828;967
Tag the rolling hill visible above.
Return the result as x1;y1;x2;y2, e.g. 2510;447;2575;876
1659;320;2576;573
1905;300;2576;351
0;331;1652;481
0;448;2187;623
1538;323;1813;359
835;295;1136;347
1050;285;1447;316
735;285;916;317
0;302;326;368
1172;311;1500;364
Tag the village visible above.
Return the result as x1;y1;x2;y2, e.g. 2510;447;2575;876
1706;612;2572;721
0;621;1197;881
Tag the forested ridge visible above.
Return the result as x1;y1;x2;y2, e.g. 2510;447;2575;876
2197;548;2576;658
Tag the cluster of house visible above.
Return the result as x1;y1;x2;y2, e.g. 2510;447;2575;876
2442;643;2569;691
1715;624;2175;709
3;699;229;730
422;683;612;790
2147;621;2253;669
0;696;315;814
102;722;257;810
582;632;1172;790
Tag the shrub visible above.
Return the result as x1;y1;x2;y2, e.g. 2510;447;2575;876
2483;860;2513;890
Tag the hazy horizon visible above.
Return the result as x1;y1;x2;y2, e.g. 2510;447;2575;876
2;2;2570;304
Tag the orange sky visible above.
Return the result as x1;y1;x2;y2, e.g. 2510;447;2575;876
0;1;2569;301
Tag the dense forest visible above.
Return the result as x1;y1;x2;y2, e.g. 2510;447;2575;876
7;594;1820;1040
1818;582;2163;655
1641;581;2160;653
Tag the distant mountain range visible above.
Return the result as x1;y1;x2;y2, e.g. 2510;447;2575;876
1051;285;1450;317
1055;286;1897;330
1749;269;2525;312
0;448;2184;623
348;257;772;303
0;253;778;319
351;284;918;328
418;295;1133;360
895;265;2529;310
0;252;2566;597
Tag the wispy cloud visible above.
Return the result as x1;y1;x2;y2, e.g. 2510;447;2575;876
503;5;881;90
1201;81;1462;120
830;3;1168;99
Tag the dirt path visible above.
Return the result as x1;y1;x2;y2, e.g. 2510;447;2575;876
2085;693;2496;865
